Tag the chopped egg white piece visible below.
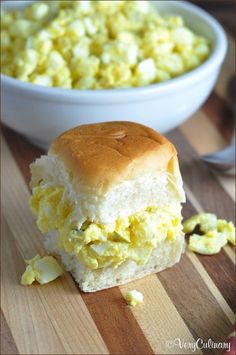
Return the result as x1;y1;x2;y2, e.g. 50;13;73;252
135;58;157;85
31;74;52;87
21;254;63;286
125;290;143;306
188;231;228;255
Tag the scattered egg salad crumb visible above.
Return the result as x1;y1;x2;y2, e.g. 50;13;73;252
1;0;211;89
125;290;143;306
183;213;235;255
30;185;183;270
21;254;63;285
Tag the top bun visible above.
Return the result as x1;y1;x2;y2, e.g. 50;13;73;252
31;122;185;223
49;121;179;194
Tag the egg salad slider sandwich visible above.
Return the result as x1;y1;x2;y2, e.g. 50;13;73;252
29;122;186;292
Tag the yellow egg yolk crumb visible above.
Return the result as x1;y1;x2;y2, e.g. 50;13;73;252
125;290;143;306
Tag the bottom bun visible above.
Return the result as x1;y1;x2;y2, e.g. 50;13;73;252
45;232;185;292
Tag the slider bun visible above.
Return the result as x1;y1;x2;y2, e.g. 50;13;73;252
49;121;181;194
30;122;186;291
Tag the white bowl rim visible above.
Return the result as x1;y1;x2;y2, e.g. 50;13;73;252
1;0;227;103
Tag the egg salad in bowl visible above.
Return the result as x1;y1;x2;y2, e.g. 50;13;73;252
1;0;227;148
29;121;186;292
1;0;211;89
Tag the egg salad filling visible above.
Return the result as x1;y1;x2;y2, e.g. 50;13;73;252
183;213;235;255
125;290;143;307
21;254;63;285
30;186;183;270
1;0;211;89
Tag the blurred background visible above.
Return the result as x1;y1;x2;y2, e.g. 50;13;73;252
190;0;235;34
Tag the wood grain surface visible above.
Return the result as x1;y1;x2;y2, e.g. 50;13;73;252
1;18;235;355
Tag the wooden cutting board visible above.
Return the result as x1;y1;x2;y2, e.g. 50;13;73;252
1;33;235;355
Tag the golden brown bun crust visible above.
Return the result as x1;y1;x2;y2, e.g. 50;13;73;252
49;121;178;193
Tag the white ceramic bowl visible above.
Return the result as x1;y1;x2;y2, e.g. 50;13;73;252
1;1;227;149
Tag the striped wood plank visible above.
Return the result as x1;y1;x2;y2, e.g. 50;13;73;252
1;138;109;355
1;112;235;354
